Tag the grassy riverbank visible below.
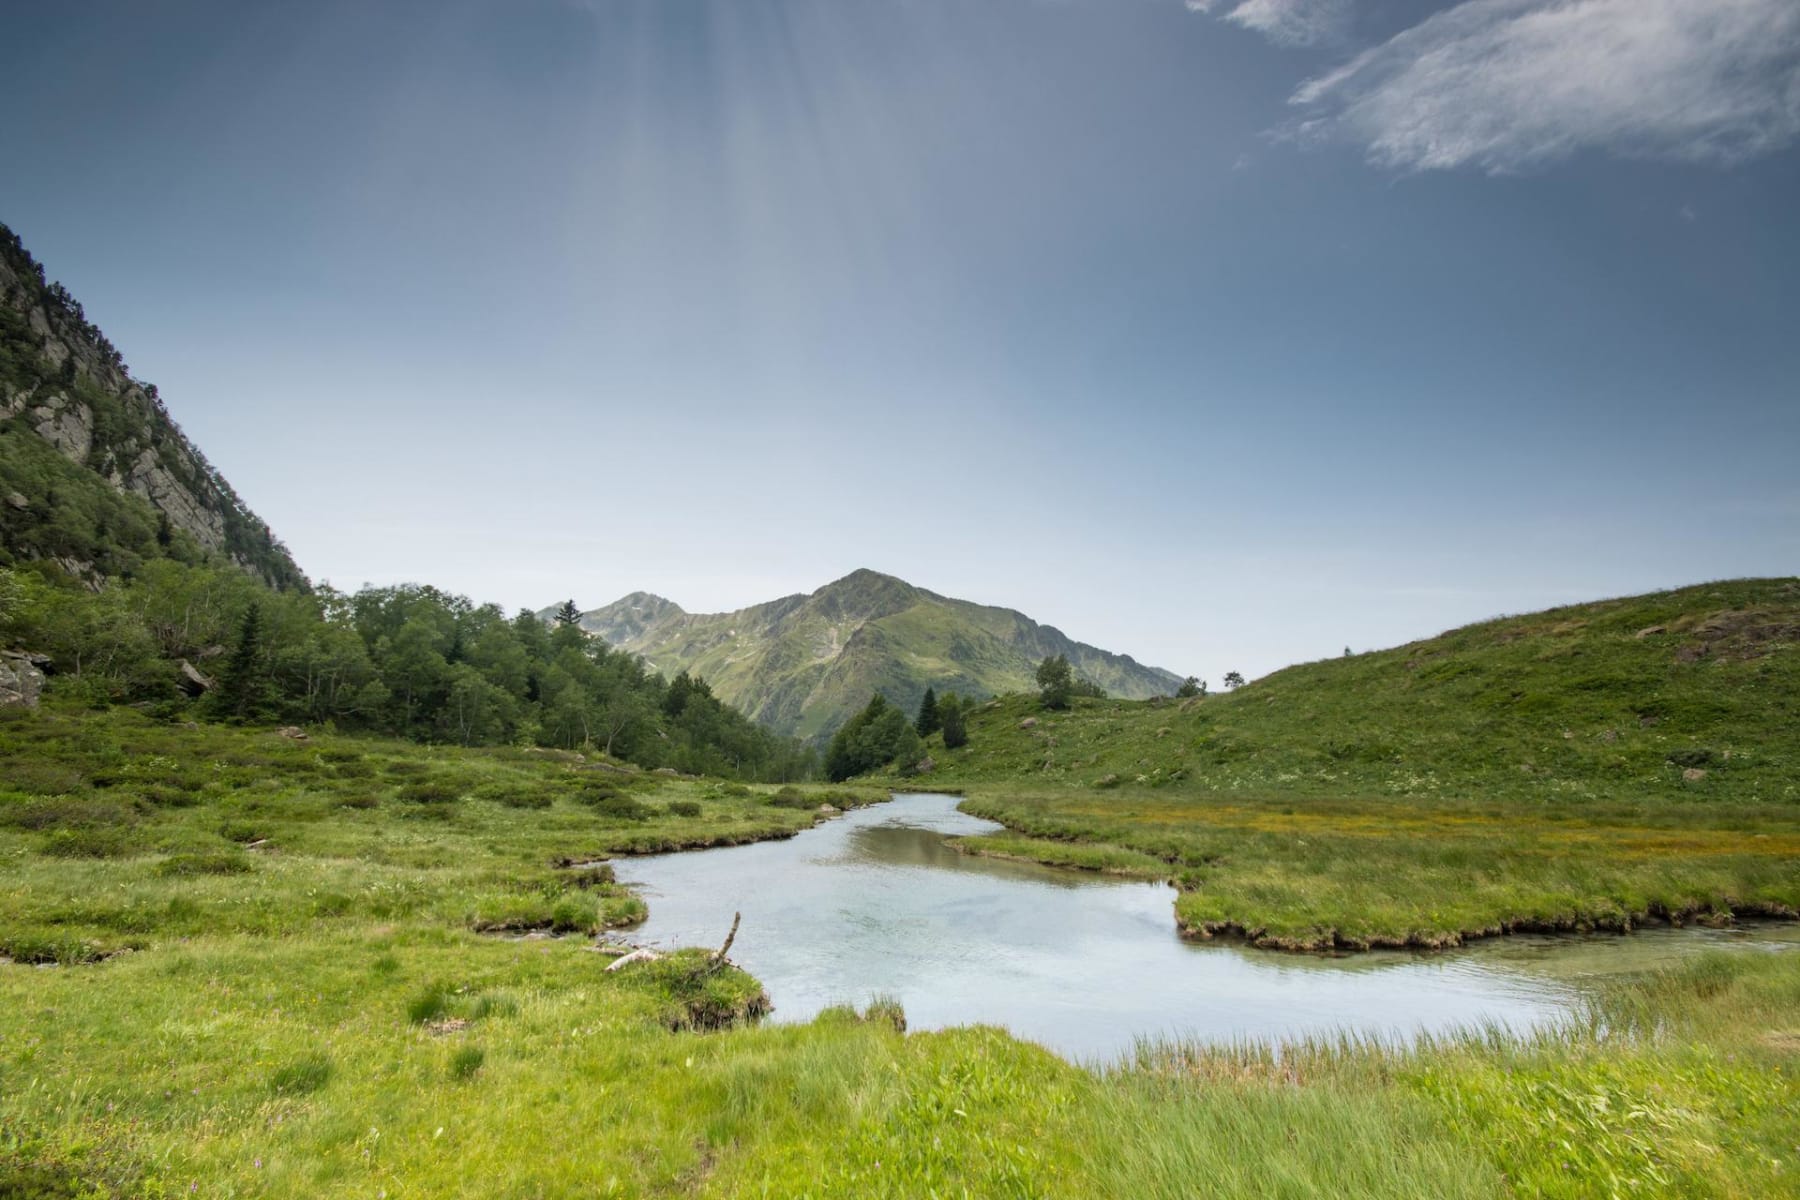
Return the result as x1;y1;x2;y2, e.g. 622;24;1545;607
5;704;1800;1196
910;579;1800;949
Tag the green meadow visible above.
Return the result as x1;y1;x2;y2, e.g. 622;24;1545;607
0;708;1796;1197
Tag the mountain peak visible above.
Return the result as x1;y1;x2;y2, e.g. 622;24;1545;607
571;570;1182;741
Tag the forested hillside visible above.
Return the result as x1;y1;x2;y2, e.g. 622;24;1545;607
0;225;810;779
0;223;304;589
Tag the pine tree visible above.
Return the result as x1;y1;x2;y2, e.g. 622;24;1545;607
915;687;941;737
1176;676;1203;698
554;599;582;626
214;601;272;719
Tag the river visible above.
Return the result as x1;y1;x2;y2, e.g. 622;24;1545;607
612;793;1799;1062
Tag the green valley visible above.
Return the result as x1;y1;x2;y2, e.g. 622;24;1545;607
2;222;1798;1200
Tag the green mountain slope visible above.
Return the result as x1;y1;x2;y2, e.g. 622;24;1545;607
902;577;1800;950
0;223;304;589
573;569;1183;740
925;577;1799;800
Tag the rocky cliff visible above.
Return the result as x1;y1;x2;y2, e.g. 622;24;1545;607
572;569;1185;740
0;223;305;589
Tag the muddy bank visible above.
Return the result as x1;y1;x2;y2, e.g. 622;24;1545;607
1181;901;1800;954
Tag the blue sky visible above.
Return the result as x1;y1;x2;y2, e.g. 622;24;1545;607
4;0;1797;683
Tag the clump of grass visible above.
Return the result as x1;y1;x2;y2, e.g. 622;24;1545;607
407;982;454;1025
0;932;114;965
217;820;267;844
406;982;516;1028
336;791;379;810
468;894;596;935
39;827;134;859
268;1052;333;1097
864;995;907;1033
449;1045;485;1081
813;996;907;1033
665;799;702;818
155;848;253;877
565;863;616;888
625;949;771;1031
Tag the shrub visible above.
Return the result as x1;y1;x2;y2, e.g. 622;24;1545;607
0;797;135;831
665;799;701;818
474;781;551;810
136;783;203;807
768;787;814;810
399;780;461;805
337;792;379;810
0;763;87;795
587;793;652;822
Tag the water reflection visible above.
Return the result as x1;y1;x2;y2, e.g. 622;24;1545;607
613;793;1798;1063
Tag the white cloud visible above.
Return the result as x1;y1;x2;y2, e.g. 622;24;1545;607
1222;0;1351;47
1184;0;1350;46
1288;0;1800;172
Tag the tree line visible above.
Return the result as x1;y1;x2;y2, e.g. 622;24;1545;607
0;560;815;780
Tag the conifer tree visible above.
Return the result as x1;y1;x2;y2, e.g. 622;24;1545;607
554;599;582;626
916;687;941;737
214;601;272;719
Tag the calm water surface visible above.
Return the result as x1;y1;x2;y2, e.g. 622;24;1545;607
614;793;1799;1063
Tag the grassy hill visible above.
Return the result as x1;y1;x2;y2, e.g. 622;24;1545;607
903;578;1800;949
574;569;1183;741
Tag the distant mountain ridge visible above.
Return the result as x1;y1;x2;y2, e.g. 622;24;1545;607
560;569;1184;740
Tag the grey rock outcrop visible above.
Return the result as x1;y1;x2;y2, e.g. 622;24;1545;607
0;651;48;708
0;224;306;590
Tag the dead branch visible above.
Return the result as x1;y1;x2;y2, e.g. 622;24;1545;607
707;911;742;972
